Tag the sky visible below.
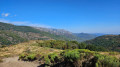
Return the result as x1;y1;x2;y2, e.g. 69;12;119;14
0;0;120;34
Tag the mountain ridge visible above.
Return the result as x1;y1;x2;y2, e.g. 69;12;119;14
0;22;83;45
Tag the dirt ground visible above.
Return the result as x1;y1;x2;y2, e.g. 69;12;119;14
0;56;40;67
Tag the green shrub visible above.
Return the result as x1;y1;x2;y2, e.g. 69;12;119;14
26;54;36;61
19;53;26;59
19;53;36;61
48;53;59;62
61;49;94;62
44;56;51;65
94;54;120;67
62;50;80;62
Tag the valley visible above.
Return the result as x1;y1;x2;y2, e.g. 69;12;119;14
1;0;120;67
0;22;120;67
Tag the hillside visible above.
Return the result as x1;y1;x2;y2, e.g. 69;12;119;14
0;30;27;45
85;35;120;51
73;33;98;41
0;40;120;67
0;22;83;45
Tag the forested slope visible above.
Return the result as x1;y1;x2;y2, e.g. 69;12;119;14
85;35;120;51
0;22;83;45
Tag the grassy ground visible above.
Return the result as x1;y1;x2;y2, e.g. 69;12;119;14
100;51;120;59
0;40;62;62
0;40;120;63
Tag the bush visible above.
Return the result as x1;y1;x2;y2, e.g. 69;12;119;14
78;43;86;49
48;53;59;62
61;49;95;62
26;54;36;61
86;44;107;51
19;53;36;61
62;50;80;62
19;53;26;59
94;54;120;67
44;56;51;65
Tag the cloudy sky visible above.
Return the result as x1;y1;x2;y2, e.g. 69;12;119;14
0;0;120;34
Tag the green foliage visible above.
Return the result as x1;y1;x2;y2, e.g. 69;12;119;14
0;36;12;45
34;40;107;52
18;49;120;67
19;53;26;59
19;53;36;61
44;56;51;65
48;53;59;62
36;40;81;50
61;49;95;62
0;30;27;45
27;54;36;61
86;44;107;51
62;50;80;62
78;43;86;49
94;54;120;67
85;35;120;52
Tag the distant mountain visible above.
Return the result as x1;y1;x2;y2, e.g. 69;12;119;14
35;27;72;35
73;33;98;41
0;22;84;45
91;33;107;36
35;27;84;42
85;35;120;51
35;28;105;42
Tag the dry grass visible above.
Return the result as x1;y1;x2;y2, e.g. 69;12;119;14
100;52;120;59
0;40;62;60
0;40;120;62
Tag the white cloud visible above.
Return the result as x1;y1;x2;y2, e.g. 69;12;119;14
0;19;51;28
1;13;10;17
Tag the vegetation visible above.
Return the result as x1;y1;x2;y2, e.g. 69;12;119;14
18;49;120;67
0;22;85;45
32;40;107;51
0;40;61;62
19;53;36;61
0;40;120;67
94;54;120;67
0;30;27;45
1;21;120;67
85;35;120;52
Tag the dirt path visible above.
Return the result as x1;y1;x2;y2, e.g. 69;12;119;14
0;56;40;67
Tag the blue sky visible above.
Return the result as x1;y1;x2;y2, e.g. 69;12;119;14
0;0;120;34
